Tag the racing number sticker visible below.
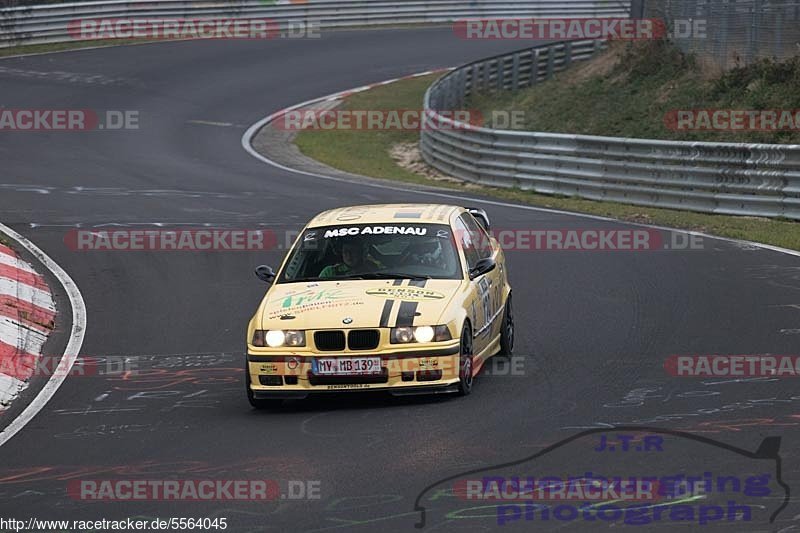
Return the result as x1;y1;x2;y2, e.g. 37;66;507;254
476;276;503;337
477;277;492;337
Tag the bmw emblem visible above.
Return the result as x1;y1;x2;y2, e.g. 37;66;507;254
342;317;353;324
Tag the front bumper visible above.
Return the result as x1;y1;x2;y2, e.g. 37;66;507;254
247;344;461;399
251;383;460;400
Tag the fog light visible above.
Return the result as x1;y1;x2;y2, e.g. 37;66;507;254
416;370;442;382
259;375;283;386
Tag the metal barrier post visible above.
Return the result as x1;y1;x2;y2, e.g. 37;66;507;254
497;56;505;90
565;41;573;68
546;46;555;80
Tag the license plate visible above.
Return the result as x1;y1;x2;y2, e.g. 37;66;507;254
313;357;382;375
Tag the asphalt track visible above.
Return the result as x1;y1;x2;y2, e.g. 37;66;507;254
1;27;800;532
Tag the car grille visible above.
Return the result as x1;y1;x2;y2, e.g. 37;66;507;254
314;331;346;351
347;329;380;351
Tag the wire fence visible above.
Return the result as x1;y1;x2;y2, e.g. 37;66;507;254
638;0;800;69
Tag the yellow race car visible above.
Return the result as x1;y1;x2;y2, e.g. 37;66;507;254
246;204;513;408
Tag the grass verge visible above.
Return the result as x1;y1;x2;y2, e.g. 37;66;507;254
468;40;800;144
294;72;800;251
0;39;151;58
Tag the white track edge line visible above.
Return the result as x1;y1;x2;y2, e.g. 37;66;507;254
0;223;86;447
241;73;800;260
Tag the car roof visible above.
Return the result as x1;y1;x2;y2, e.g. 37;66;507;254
306;204;464;228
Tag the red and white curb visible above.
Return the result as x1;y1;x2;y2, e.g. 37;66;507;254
0;223;85;448
0;242;55;408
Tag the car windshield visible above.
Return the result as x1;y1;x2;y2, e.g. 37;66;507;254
277;223;462;282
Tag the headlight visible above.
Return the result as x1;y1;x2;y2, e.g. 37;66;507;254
391;327;415;344
390;325;451;344
284;330;306;346
252;330;306;347
266;330;286;347
414;326;435;343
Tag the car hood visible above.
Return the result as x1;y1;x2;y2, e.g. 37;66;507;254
260;279;463;330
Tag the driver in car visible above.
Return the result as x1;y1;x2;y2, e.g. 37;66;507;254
319;240;381;279
401;239;443;269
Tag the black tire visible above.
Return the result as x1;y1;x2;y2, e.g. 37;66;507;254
457;322;474;396
499;295;514;356
246;364;283;410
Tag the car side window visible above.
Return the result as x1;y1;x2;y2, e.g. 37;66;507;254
454;217;481;270
459;214;493;261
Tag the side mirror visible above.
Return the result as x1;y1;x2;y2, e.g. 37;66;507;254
469;257;496;280
255;265;276;284
466;208;491;232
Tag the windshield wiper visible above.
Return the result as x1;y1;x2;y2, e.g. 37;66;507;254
353;273;432;280
287;273;432;282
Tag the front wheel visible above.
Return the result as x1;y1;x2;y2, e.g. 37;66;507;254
457;323;474;396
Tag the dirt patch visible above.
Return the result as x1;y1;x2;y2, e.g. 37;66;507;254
389;142;480;189
556;42;623;86
621;212;654;225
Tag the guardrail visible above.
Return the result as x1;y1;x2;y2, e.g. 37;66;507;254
421;40;800;220
0;1;630;48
